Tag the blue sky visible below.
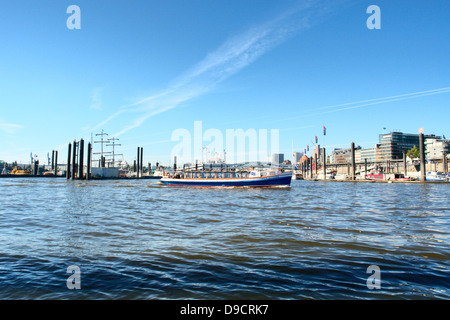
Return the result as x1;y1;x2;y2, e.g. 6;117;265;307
0;0;449;165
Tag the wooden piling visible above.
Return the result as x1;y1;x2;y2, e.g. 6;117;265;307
403;152;407;176
307;161;309;178
310;157;312;179
54;151;58;176
419;133;426;182
306;157;309;179
351;142;356;181
302;161;305;178
86;142;91;180
443;153;448;174
72;140;77;180
309;157;312;179
445;155;448;173
364;158;368;179
67;143;71;179
314;153;317;178
51;151;55;171
78;139;84;180
174;156;177;171
303;160;306;178
300;162;303;178
323;147;326;180
137;147;140;178
140;147;143;177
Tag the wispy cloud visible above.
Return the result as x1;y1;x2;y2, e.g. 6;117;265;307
0;118;23;134
89;87;104;110
88;1;336;137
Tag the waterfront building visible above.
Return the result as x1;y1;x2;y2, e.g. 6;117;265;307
300;155;308;163
314;145;322;162
327;154;333;164
379;131;441;160
359;144;380;162
331;145;361;164
425;138;450;160
292;152;303;163
331;148;350;164
272;153;284;165
355;149;361;163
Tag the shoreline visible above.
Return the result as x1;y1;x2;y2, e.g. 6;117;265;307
301;178;449;184
1;174;448;184
0;174;161;180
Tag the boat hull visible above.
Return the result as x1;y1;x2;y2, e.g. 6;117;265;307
160;173;292;187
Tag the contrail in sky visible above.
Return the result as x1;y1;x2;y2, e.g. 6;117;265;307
296;86;450;119
263;86;450;125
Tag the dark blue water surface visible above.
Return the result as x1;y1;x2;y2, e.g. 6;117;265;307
0;178;449;299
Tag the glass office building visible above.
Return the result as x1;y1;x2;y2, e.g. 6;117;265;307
379;132;440;160
359;145;380;162
272;153;284;164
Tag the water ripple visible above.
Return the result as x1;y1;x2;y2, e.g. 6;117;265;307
0;178;449;299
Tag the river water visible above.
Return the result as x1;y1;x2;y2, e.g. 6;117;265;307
0;178;449;299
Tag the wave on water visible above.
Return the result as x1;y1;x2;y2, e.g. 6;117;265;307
0;178;449;299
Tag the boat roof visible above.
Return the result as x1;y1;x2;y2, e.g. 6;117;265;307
184;161;288;170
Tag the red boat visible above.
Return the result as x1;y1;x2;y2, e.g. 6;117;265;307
367;173;410;181
367;173;384;180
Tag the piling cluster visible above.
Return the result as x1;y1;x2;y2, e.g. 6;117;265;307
302;133;444;182
66;139;92;180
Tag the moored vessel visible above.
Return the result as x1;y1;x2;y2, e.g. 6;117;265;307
367;172;411;181
10;166;31;176
426;172;448;182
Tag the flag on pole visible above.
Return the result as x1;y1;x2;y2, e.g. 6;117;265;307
315;136;318;144
307;145;309;151
323;126;326;136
